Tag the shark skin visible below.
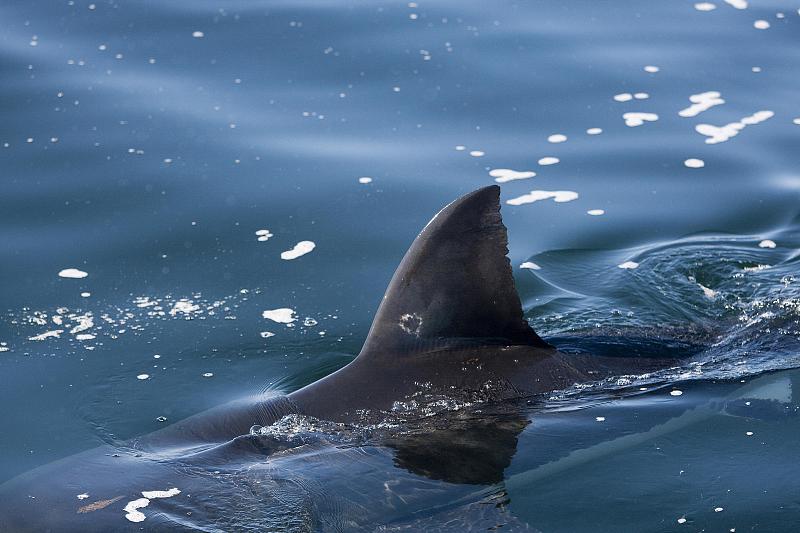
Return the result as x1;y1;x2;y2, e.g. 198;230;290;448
0;185;676;532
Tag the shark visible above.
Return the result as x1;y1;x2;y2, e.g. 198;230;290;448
0;185;677;531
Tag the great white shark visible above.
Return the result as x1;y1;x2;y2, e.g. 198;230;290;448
0;185;677;531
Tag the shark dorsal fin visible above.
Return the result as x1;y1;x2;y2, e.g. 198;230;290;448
358;185;549;359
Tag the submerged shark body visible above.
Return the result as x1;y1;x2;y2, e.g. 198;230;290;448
0;186;675;531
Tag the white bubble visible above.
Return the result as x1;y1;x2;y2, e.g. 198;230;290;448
489;168;536;183
506;190;577;206
724;0;747;8
58;268;88;279
538;156;559;166
618;261;639;269
547;134;567;143
255;229;274;242
754;20;770;29
613;93;633;102
262;308;297;324
192;31;205;38
596;416;606;422
623;112;659;127
586;127;603;135
281;241;315;260
469;150;485;157
644;65;660;73
758;239;776;248
684;158;705;168
137;374;150;380
587;209;605;216
679;91;724;118
202;372;214;378
141;488;180;499
670;390;683;396
694;2;716;11
695;110;773;144
358;176;373;184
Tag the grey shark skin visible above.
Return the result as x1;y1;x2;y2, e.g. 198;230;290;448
0;186;673;532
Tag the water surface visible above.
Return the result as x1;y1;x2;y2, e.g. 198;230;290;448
2;0;800;531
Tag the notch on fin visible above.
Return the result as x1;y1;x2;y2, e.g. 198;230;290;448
359;185;549;358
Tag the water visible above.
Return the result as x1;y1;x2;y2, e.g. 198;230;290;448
2;0;800;530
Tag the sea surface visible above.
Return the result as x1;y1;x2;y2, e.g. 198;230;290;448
2;0;800;531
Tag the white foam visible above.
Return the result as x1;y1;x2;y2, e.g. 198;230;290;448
547;134;567;143
587;209;605;216
753;20;769;29
28;330;63;341
538;157;559;166
724;0;747;8
714;507;724;512
506;190;578;206
623;112;659;127
684;158;705;168
170;300;200;316
695;2;716;10
70;314;93;334
670;390;683;396
758;239;776;248
595;416;606;422
75;334;95;341
613;93;633;102
695;110;773;144
793;118;800;125
454;145;466;151
489;168;536;183
281;241;315;260
202;372;214;378
141;488;181;499
469;150;485;157
520;262;541;270
699;284;717;299
80;292;91;298
124;498;149;523
77;494;89;500
679;91;724;118
137;374;149;380
260;331;276;338
678;517;687;524
644;65;660;73
634;92;649;100
58;268;88;279
358;176;373;184
746;431;754;436
124;489;180;523
586;127;603;135
192;31;205;38
262;308;296;324
618;261;639;269
255;229;273;242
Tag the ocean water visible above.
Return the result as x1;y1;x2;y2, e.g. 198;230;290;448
1;0;800;531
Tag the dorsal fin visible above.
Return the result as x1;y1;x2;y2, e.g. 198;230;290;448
358;185;549;359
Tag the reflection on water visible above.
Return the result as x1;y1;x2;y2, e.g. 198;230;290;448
1;0;800;530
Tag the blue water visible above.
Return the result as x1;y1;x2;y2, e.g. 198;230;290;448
2;0;800;530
